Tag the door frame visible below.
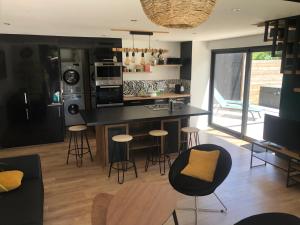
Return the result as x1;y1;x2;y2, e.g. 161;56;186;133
208;45;279;140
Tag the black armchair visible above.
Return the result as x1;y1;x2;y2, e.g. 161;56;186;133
234;213;300;225
169;144;232;224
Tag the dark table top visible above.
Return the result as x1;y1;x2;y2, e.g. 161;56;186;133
80;105;210;126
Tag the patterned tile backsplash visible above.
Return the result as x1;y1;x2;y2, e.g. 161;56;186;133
123;79;190;96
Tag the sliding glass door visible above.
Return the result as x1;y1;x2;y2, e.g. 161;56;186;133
245;51;282;140
210;47;282;140
211;51;247;135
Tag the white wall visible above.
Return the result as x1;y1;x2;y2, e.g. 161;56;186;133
190;41;211;129
122;39;181;81
207;34;265;50
190;34;266;129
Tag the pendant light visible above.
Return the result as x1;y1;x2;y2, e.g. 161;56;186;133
140;0;216;29
131;35;136;63
125;50;130;65
140;50;145;65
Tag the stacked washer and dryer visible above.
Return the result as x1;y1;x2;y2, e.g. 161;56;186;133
61;61;86;126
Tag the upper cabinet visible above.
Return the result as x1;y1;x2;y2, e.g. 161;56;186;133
180;41;192;80
89;38;122;63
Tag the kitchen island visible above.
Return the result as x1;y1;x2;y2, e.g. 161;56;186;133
81;105;210;166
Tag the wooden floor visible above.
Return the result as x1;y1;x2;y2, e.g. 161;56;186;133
0;130;299;225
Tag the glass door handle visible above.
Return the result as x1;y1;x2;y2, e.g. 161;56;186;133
24;92;28;104
25;108;29;120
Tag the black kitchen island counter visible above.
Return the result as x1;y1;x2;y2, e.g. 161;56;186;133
81;105;210;126
81;105;210;167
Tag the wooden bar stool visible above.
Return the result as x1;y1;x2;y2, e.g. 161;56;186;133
146;130;171;175
181;127;200;153
67;125;93;167
108;134;138;184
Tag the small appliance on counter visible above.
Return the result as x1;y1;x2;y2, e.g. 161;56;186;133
175;84;185;94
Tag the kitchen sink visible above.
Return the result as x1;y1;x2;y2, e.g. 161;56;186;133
145;103;184;111
145;104;169;111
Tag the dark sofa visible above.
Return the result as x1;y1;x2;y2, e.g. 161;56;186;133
0;154;44;225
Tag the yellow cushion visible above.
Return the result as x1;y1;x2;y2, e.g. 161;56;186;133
181;149;220;182
0;170;24;192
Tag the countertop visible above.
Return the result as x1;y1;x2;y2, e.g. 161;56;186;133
123;93;191;101
81;105;210;126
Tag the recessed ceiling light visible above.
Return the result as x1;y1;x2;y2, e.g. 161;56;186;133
232;8;241;12
130;19;138;22
3;22;11;26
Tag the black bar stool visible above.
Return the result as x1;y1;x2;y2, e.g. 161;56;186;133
67;125;93;167
145;130;171;175
181;127;200;153
108;134;138;184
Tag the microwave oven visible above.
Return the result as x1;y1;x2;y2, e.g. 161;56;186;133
95;62;123;81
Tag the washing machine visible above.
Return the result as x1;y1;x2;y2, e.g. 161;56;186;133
61;62;84;94
63;94;85;126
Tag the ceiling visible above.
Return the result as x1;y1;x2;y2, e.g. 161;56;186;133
0;0;300;42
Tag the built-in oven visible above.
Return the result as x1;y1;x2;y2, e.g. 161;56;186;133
95;62;123;84
96;85;123;107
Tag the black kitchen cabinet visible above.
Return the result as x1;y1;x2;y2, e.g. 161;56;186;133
161;119;181;154
180;41;192;80
0;43;64;148
124;99;155;106
89;38;122;63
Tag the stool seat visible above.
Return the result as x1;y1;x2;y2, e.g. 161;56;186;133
112;134;133;143
68;125;87;132
181;127;200;133
149;130;168;137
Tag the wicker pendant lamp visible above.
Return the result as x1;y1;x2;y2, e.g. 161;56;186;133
140;0;216;29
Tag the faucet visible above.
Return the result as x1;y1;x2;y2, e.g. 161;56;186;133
169;99;184;112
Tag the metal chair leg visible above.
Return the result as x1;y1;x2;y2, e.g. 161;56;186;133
196;132;200;145
195;196;198;225
85;132;93;162
108;142;116;178
188;133;193;148
172;210;179;225
145;152;150;172
213;193;227;213
177;193;227;215
66;132;72;164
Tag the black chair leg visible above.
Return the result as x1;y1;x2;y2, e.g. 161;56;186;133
173;210;179;225
145;152;150;172
108;142;115;178
74;134;81;167
117;161;125;184
131;151;138;178
66;132;72;164
85;132;93;162
188;133;193;149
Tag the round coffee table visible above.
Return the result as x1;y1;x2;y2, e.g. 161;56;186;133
106;182;179;225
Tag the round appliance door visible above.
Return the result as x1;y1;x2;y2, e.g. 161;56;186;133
68;104;79;115
63;70;80;85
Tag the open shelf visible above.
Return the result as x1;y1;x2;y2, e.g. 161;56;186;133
286;54;300;58
154;64;182;67
124;71;152;74
130;140;159;151
284;70;300;75
253;152;289;171
294;88;300;93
